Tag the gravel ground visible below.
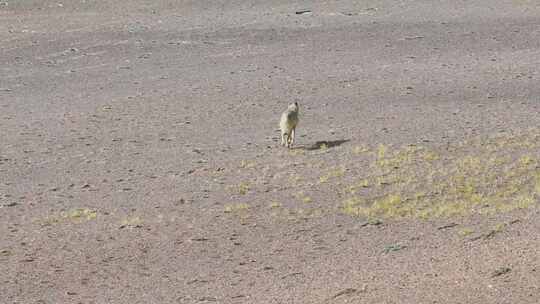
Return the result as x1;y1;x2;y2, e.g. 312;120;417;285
1;1;540;303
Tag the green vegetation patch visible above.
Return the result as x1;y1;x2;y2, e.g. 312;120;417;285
40;208;98;226
342;129;540;219
224;203;250;213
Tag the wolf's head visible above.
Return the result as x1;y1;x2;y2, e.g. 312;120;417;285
288;102;299;112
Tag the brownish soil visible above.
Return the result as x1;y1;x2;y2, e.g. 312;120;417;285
2;1;540;303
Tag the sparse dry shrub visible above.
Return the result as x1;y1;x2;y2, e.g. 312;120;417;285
341;129;540;219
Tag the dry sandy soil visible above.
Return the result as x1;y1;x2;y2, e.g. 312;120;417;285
2;0;540;303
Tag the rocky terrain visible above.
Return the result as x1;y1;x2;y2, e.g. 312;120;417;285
2;1;540;303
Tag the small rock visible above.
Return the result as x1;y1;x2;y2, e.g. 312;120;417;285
383;244;406;254
295;9;312;15
198;297;217;302
491;267;511;277
404;36;424;40
332;288;358;299
231;295;245;299
437;223;458;230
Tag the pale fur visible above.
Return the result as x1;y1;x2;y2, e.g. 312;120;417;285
279;102;299;148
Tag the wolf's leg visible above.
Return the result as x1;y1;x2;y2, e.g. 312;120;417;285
287;132;292;148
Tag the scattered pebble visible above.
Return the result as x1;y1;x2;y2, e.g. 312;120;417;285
491;267;511;277
332;288;359;299
295;9;312;15
404;36;425;40
383;244;407;254
360;219;383;227
192;237;209;242
437;223;458;230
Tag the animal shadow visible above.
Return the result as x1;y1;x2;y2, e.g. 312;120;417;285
304;139;350;151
